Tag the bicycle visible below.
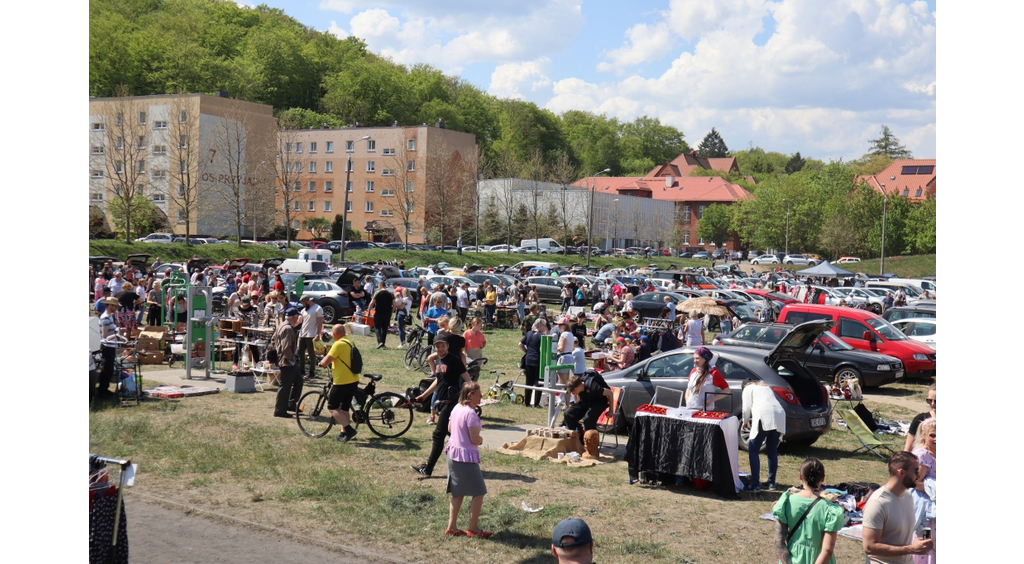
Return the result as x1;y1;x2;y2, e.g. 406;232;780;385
295;373;414;439
402;326;427;371
485;370;524;404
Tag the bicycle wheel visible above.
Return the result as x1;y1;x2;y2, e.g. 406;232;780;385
417;346;432;374
364;392;414;438
296;391;335;438
403;343;420;370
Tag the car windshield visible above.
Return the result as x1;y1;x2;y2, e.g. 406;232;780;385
863;288;887;297
865;317;908;340
757;327;789;344
731;325;766;341
693;276;713;285
816;331;854;351
730;303;761;320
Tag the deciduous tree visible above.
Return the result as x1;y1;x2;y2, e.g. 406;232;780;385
101;85;150;243
274;113;308;248
696;204;732;248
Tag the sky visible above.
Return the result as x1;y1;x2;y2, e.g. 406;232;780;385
247;0;936;163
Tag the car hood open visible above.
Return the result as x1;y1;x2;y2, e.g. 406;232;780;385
766;320;833;366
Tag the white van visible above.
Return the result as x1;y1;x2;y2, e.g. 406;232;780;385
519;238;564;253
897;278;937;294
278;258;330;274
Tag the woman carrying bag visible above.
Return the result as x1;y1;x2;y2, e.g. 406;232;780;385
772;458;845;564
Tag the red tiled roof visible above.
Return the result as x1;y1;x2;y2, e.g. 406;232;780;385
573;175;751;203
648;152;738;177
858;159;936;200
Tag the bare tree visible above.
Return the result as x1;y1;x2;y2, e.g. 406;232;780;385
206;104;254;246
101;85;150;242
547;150;580;255
168;95;201;242
492;149;521;254
382;150;422;251
274;114;308;247
424;138;473;252
629;198;645;249
523;149;546;248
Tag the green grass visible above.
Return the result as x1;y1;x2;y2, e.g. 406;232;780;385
89;240;292;263
835;254;935;278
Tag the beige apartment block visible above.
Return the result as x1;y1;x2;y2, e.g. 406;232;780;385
89;92;276;238
277;123;478;244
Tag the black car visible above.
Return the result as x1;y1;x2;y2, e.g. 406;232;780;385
524;276;567;303
343;241;378;250
692;251;710;260
630;291;702;321
602;321;834;449
715;322;905;388
881;305;936;323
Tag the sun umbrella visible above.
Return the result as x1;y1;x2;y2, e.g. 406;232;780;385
676;297;728;316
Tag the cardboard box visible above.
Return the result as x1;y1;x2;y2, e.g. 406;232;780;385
138;351;165;364
136;337;162;352
230;319;244;333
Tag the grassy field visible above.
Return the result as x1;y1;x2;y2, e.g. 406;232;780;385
90;325;926;564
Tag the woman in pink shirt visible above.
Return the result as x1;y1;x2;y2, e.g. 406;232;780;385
444;382;492;538
463;317;487;361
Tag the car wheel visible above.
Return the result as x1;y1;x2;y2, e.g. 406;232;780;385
869;304;882;315
785;261;793;265
783;437;819;449
321;300;339;324
835;366;860;384
737;424;767;453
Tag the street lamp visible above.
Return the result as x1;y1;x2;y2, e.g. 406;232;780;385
783;198;790;256
251;160;267;240
880;183;888;275
586;168;611;267
340;135;371;262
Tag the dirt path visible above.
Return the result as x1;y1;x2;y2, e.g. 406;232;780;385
124;493;407;564
861;387;926;412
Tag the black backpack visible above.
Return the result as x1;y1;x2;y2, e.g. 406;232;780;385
338;337;363;374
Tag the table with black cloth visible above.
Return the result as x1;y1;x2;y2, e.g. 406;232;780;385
625;411;744;498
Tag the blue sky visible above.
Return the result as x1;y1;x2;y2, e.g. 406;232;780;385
246;0;936;162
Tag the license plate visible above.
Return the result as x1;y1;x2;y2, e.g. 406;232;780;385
895;371;904;379
810;417;826;428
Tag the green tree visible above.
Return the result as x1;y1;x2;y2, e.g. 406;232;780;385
696;204;733;248
785;152;806;174
818;213;860;261
304;217;330;239
277;107;345;130
330;214;345;240
618;116;688;175
734;146;787;177
868;125;912;159
906;196;936;254
478;203;505;245
849;153;893;176
560;110;622;176
695;127;729;158
109;197;168;241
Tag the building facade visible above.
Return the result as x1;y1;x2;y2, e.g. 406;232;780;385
88;92;277;238
276;124;477;243
858;159;936;201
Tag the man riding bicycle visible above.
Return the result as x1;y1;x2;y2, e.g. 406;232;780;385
318;324;360;443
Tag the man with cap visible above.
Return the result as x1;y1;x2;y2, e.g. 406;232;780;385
271;307;303;418
95;287;113;316
297;295;324;379
551;518;596;563
411;334;471;477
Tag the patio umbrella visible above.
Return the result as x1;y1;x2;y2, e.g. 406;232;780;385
676;297;728;316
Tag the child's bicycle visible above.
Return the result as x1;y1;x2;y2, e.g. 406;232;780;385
295;373;414;439
485;370;524;404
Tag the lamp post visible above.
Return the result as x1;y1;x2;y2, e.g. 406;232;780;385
586;168;611;267
783;198;790;256
880;183;888;275
251;160;267;240
340;135;371;262
475;173;482;251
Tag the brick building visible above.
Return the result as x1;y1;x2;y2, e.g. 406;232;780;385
858;159;936;201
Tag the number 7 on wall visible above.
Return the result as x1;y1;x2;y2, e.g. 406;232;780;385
209;149;217;162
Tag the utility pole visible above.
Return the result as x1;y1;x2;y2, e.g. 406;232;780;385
340;135;371;262
586;168;611;268
880;184;888;276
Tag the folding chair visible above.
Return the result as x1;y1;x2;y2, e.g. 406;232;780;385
835;408;895;460
597;387;623;451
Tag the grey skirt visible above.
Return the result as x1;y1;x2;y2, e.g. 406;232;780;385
446;457;487;497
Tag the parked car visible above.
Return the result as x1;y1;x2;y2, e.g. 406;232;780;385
716;322;905;387
424;275;478;292
692;251;711;260
750;254;780;265
603;321;834;449
344;241;379;250
488;244;517;253
881;305;937;323
835;257;861;264
135;233;174;243
276;273;350;323
524;276;567;303
778;304;936;378
383;277;424;306
783;254;818;266
829;287;884;314
516;245;548;254
890;319;937;350
629;291;692;321
172;237;207;245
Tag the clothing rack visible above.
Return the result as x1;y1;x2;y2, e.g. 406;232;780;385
89;455;133;564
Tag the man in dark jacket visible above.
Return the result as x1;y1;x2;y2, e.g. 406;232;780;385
272;307;302;418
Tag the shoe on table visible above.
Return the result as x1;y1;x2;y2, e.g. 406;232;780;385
411;464;430;477
742;482;761;493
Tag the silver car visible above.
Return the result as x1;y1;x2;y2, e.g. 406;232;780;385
783;254;819;266
750;254;780;265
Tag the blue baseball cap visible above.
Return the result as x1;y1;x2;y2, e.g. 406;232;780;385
284;307;301;317
552;518;593;548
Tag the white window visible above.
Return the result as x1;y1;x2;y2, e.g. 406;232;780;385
308;161;316;173
346;140;354;152
136;184;144;196
293;200;300;211
179;159;187;173
308;200;315;211
682;232;690;244
382;189;395;197
698;205;706;219
292;219;301;230
366;140;376;151
177;210;186;224
152;145;167;154
137;136;146;149
91;170;104;178
346;201;352;212
325;161;333;172
90;192;104;202
682;205;691;221
92;122;105;131
345;160;353;172
405;180;414;192
382;168;395;177
326;141;334;153
365;201;374;212
138;111;146;125
698;237;705;245
136;160;146;173
309;142;317;153
151;194;166;202
115;161;124;173
296;143;302;153
308;181;316;192
383;148;395;156
91;146;104;154
115;113;123;125
406;202;415;213
154;121;167;129
115;137;124;150
406;160;415;171
293;162;301;173
324;181;333;192
292;181;301;192
179;110;188;123
346;181;353;192
405;224;413;234
285;142;292;153
178;135;187;149
380;209;394;217
177;184;186;197
407;139;415;151
366;161;375;172
365;181;374;192
151;170;166;179
324;201;332;212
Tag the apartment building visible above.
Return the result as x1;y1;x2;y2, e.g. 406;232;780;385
88;92;276;237
276;124;477;243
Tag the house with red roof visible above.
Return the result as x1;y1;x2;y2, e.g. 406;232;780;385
857;159;936;201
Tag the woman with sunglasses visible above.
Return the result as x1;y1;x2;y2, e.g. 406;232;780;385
904;384;936;452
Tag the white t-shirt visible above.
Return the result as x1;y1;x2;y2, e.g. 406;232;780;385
741;384;787;440
398;296;412;316
299;303;324;338
571;347;587;375
456;289;469;308
862;486;916;564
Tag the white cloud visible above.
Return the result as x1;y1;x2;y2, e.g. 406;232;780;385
597;22;674;73
489;59;553;100
349;8;402;39
326;20;348;39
